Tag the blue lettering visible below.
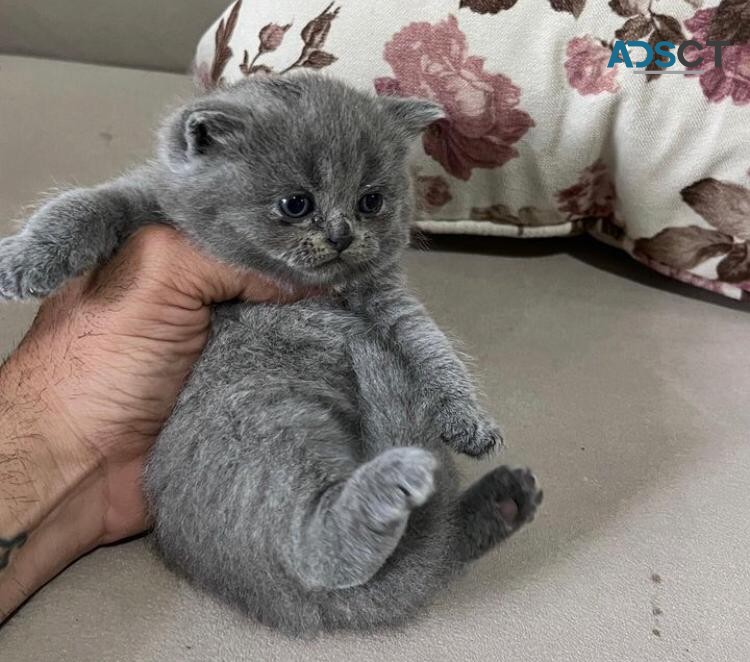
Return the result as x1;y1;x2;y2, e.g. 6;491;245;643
653;41;676;68
608;41;633;68
627;41;653;68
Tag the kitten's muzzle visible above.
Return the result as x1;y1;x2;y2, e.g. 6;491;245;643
325;219;353;253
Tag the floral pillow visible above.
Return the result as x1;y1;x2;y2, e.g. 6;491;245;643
194;0;750;301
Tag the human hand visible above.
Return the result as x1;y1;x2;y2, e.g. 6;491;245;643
0;225;303;617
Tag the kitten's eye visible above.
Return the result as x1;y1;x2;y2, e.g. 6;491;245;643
279;194;314;219
357;192;384;216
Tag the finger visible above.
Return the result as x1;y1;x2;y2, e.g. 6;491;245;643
101;226;310;307
191;257;302;305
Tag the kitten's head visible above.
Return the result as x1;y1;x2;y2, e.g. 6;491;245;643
157;73;443;288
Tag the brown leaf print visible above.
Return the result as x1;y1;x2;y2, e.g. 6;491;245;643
642;15;686;82
717;243;750;281
653;13;685;42
302;50;337;69
602;2;690;86
459;0;520;13
635;174;750;284
240;57;273;76
281;3;341;74
549;0;586;18
258;23;292;54
460;0;584;15
681;178;750;239
708;0;750;43
609;0;649;16
239;4;341;78
301;2;340;50
211;0;242;86
615;15;652;40
239;50;266;75
634;226;734;270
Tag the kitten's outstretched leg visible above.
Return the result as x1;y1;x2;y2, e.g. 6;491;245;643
0;170;158;299
290;447;437;590
456;466;542;563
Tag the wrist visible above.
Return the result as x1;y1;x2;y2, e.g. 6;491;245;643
0;347;107;620
0;461;107;621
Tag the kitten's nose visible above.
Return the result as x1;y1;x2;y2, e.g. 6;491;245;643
328;233;353;253
326;221;353;253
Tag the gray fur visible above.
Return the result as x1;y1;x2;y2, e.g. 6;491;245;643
0;74;542;634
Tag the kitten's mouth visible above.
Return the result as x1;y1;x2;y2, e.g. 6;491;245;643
281;246;375;287
300;253;367;285
313;256;349;273
315;253;361;269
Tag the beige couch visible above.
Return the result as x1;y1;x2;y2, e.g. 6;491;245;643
1;4;749;661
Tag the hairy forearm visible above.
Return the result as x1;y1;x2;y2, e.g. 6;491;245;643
0;344;103;621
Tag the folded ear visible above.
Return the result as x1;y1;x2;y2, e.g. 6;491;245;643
380;97;445;136
161;104;247;166
184;110;246;157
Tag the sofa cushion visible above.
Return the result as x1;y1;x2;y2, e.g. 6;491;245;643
194;0;750;301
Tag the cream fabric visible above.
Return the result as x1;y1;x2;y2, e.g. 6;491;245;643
195;0;750;300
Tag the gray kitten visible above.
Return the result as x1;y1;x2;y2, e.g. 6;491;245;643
0;74;542;634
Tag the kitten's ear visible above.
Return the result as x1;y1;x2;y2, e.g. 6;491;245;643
161;104;246;165
380;97;445;136
183;110;245;157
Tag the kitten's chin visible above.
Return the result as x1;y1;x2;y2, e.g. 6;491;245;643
285;257;374;289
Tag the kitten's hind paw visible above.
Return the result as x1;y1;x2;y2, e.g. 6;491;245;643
357;447;438;530
489;466;543;531
438;404;504;458
458;466;543;562
0;236;66;300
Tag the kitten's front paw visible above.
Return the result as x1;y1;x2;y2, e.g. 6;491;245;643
438;402;503;458
0;236;64;300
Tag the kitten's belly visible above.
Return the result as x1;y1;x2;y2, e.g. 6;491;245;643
188;300;366;397
178;300;420;451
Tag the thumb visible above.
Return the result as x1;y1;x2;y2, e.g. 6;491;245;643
154;227;308;305
191;256;303;305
